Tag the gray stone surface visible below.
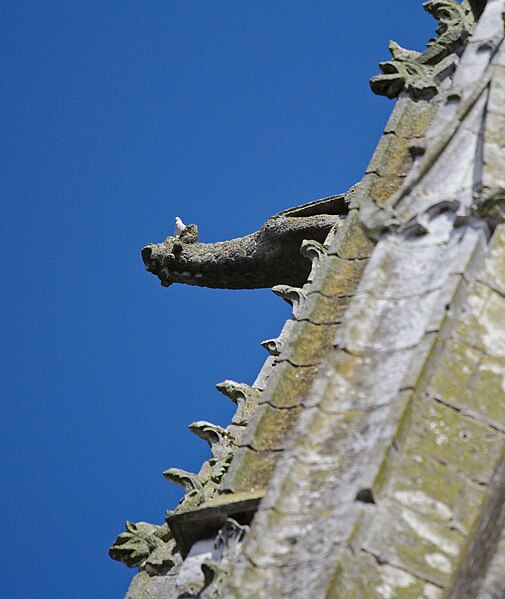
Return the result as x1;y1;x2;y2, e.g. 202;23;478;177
117;2;505;597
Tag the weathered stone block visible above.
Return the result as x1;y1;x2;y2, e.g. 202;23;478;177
328;209;376;259
384;95;438;139
470;354;505;430
311;255;367;297
430;338;481;407
220;447;276;494
328;549;443;599
362;499;465;587
239;403;302;452
455;284;505;360
259;361;320;409
488;65;505;116
297;291;349;324
402;398;504;484
380;452;486;535
366;133;414;178
283;321;338;367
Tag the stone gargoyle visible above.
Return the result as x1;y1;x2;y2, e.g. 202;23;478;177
141;193;349;290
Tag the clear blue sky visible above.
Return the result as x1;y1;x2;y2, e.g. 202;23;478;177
2;2;435;597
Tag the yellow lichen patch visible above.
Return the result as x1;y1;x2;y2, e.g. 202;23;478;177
402;398;504;484
381;453;485;534
286;321;338;366
223;447;279;493
330;209;376;259
327;549;443;599
301;292;350;324
314;255;368;297
369;174;407;205
265;362;320;409
246;404;302;452
385;99;438;140
366;134;414;178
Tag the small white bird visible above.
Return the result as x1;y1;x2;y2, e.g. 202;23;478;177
174;216;187;236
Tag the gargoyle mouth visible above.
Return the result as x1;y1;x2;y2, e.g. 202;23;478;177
141;245;153;267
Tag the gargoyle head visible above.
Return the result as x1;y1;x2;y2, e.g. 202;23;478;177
141;219;200;287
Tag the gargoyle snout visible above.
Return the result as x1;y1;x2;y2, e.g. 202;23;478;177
141;244;158;272
141;245;152;263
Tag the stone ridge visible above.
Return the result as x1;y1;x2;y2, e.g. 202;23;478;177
113;2;505;597
219;3;505;597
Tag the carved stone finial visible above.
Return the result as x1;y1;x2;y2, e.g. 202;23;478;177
215;380;259;405
179;223;199;244
300;239;328;283
109;521;177;573
371;0;474;99
272;284;307;319
188;420;235;459
261;337;283;356
215;380;261;425
163;467;203;493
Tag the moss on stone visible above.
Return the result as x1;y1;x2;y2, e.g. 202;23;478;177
328;550;443;599
221;447;277;493
313;255;367;297
329;209;376;259
244;404;303;452
285;321;338;367
402;398;504;484
384;97;438;139
299;292;349;324
366;133;414;178
261;362;320;409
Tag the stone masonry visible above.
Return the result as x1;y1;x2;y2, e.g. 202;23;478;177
111;2;505;597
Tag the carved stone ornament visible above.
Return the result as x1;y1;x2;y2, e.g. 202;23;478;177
141;195;348;289
109;521;177;573
473;188;505;225
371;0;475;98
161;418;237;512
